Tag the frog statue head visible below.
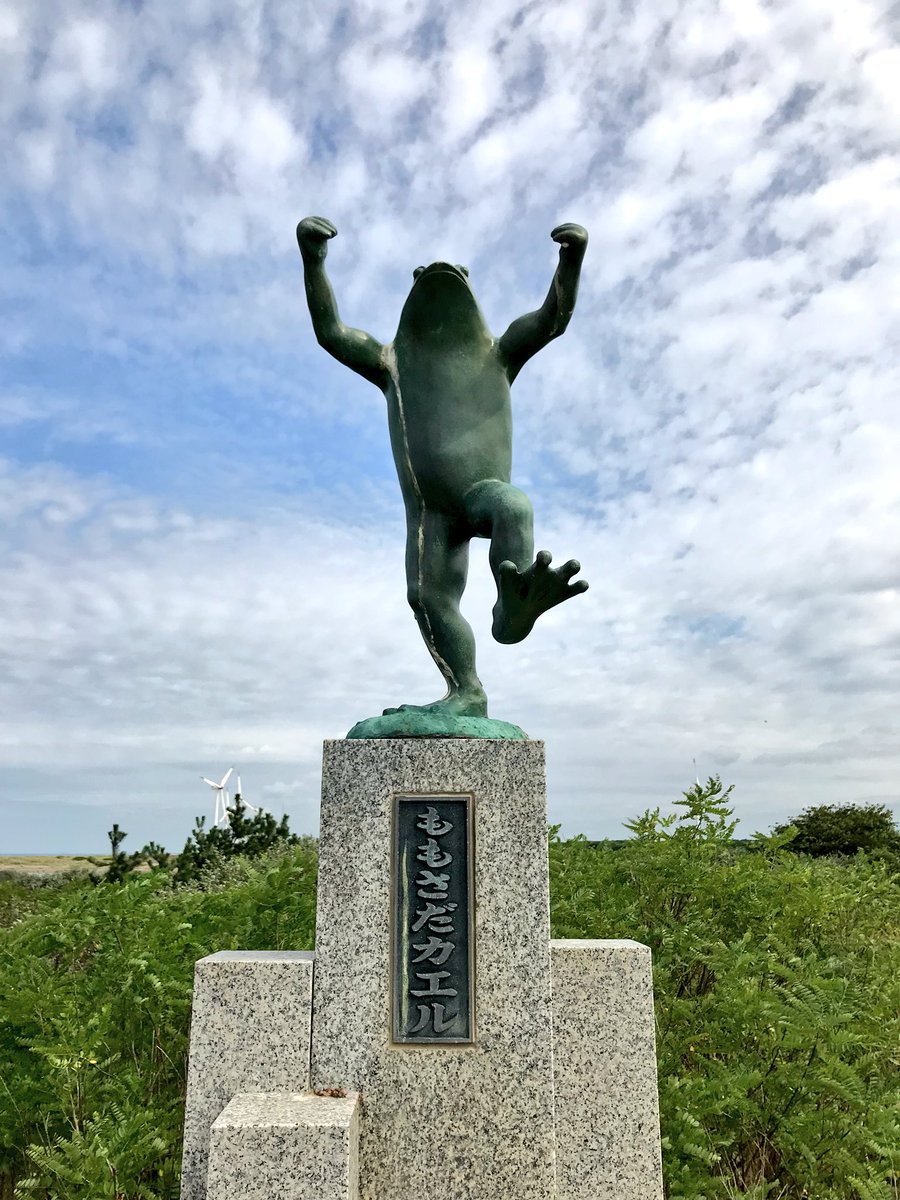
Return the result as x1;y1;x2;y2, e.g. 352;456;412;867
395;261;490;346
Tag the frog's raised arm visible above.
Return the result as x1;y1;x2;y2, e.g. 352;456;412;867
497;223;588;384
296;217;388;388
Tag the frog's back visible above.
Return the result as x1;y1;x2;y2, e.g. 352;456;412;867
387;332;513;513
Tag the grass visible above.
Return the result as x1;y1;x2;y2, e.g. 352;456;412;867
0;856;101;875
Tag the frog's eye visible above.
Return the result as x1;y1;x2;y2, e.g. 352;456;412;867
413;266;425;281
456;265;469;277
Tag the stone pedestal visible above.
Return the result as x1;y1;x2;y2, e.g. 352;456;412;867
180;951;314;1200
179;740;665;1199
207;1092;359;1200
551;940;663;1199
312;739;557;1198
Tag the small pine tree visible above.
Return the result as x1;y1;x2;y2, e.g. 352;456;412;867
173;794;299;884
90;823;144;883
139;841;171;871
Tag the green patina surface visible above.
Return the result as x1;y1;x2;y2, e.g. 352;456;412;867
346;712;528;741
297;215;589;737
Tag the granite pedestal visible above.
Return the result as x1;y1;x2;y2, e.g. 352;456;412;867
180;951;314;1200
180;739;664;1199
551;939;663;1198
312;738;557;1198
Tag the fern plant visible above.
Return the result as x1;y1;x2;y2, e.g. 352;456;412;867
17;1104;171;1199
550;777;900;1199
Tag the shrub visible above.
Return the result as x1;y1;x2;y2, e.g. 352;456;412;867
774;802;900;860
2;783;898;1199
173;797;300;885
89;824;145;884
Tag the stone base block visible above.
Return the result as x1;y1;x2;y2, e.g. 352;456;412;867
180;951;315;1200
207;1092;359;1200
312;738;557;1198
551;939;664;1199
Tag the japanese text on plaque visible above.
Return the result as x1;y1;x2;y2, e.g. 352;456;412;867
393;795;472;1043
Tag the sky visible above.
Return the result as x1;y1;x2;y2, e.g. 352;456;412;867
2;0;900;854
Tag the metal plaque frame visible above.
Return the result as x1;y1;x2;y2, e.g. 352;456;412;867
391;792;475;1045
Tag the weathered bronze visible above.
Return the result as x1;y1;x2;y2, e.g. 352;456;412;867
297;216;588;728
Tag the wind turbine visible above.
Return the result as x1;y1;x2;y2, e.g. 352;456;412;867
201;767;234;827
233;774;259;815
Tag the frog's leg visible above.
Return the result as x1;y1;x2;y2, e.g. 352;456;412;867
464;480;588;645
383;510;488;717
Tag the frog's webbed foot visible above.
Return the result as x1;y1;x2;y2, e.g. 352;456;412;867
382;691;487;718
492;551;588;645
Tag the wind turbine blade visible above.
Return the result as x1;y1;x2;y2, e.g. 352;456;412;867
220;767;234;787
202;778;218;788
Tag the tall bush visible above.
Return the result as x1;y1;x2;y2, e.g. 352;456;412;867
774;802;900;860
173;797;300;885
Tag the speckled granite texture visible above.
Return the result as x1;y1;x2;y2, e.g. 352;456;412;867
551;939;664;1199
207;1091;359;1200
312;738;557;1199
180;951;315;1200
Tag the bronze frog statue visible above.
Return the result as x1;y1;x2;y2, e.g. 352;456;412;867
297;216;589;726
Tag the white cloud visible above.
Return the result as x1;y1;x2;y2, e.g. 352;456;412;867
339;45;431;131
441;46;501;142
41;17;121;108
3;0;900;851
187;60;302;180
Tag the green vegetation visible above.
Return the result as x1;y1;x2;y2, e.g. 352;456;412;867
552;781;899;1199
1;784;897;1199
172;797;300;885
774;802;900;861
75;796;301;887
0;846;317;1200
88;824;149;884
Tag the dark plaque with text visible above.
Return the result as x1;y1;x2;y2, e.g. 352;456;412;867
392;794;474;1044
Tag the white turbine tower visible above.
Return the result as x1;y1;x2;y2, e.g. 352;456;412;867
201;767;234;827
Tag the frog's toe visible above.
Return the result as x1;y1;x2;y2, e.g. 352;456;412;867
492;552;588;644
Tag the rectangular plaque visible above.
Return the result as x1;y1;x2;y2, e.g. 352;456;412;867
392;794;474;1044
